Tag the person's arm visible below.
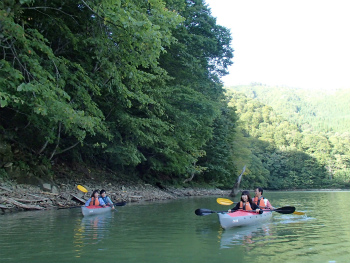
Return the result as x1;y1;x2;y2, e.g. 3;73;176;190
98;198;106;206
251;202;262;213
85;198;91;207
229;202;240;212
251;202;259;210
106;196;114;208
266;199;274;209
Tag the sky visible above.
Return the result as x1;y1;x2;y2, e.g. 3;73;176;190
204;0;350;90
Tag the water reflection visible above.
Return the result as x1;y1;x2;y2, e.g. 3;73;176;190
2;192;350;263
218;224;274;249
73;213;114;258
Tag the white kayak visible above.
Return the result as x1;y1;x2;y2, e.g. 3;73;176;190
81;205;112;216
218;210;273;229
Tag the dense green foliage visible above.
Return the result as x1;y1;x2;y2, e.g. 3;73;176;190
0;0;238;186
230;84;350;133
226;89;350;189
1;1;348;190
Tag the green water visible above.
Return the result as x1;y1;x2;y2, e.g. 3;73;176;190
1;191;350;263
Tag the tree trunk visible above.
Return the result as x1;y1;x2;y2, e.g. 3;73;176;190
229;165;246;197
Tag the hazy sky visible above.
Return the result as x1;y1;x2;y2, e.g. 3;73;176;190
205;0;350;90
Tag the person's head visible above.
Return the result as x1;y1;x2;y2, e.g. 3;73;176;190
100;189;106;197
254;187;263;197
91;190;99;198
241;190;252;203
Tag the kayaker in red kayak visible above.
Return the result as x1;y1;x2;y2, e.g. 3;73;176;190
228;190;261;213
85;190;106;207
253;187;274;210
100;189;115;209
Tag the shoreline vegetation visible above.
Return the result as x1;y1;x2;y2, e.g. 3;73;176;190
0;179;229;215
2;1;350;213
1;174;348;215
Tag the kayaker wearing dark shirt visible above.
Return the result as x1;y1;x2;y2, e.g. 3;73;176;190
100;189;115;209
228;190;261;213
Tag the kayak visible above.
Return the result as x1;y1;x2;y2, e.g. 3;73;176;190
81;205;112;216
218;210;273;229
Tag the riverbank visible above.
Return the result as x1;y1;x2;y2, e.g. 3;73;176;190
0;179;229;214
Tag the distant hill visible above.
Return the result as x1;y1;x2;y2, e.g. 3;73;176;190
226;85;350;133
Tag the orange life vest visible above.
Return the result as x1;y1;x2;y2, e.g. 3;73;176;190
89;197;100;206
239;201;253;211
253;197;266;208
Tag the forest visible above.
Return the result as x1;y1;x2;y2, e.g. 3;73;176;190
231;84;350;133
226;86;350;189
1;0;349;190
0;0;238;187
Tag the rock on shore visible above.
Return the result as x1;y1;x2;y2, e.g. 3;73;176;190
0;180;229;214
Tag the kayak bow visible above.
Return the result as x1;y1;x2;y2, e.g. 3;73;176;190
81;205;112;216
218;210;273;229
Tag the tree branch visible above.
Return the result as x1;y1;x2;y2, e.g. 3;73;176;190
49;122;61;160
53;141;80;157
22;6;78;23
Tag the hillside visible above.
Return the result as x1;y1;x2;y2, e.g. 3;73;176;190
225;89;350;190
226;85;350;133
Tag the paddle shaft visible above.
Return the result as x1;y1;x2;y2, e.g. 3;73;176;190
195;208;262;216
217;198;302;215
114;201;126;206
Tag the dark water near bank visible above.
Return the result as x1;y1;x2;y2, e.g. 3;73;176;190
1;191;350;263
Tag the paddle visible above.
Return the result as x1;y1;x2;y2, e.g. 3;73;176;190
216;198;234;206
195;208;264;216
77;185;88;193
114;201;127;206
217;197;304;215
269;206;295;214
195;206;296;216
195;208;229;216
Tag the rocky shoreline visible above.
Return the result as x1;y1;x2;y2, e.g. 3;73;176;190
0;180;229;214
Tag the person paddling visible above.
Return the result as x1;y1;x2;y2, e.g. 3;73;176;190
253;187;274;210
100;189;115;209
228;190;261;213
85;190;106;207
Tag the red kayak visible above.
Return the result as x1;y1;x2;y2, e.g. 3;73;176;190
218;210;273;229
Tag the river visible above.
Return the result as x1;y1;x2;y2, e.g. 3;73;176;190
1;191;350;263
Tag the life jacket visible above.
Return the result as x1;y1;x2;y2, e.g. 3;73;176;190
89;197;100;206
101;196;111;206
239;201;253;211
253;196;268;208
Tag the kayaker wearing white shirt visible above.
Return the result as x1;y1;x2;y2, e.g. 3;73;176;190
253;187;274;209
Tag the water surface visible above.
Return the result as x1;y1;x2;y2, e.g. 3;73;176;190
1;191;350;263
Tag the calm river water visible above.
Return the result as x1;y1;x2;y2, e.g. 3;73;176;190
1;191;350;263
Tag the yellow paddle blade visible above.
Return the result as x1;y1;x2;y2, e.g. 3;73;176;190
293;211;305;215
216;198;234;206
77;185;88;193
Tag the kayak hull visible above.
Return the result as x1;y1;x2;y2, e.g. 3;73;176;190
82;205;112;216
218;210;273;229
